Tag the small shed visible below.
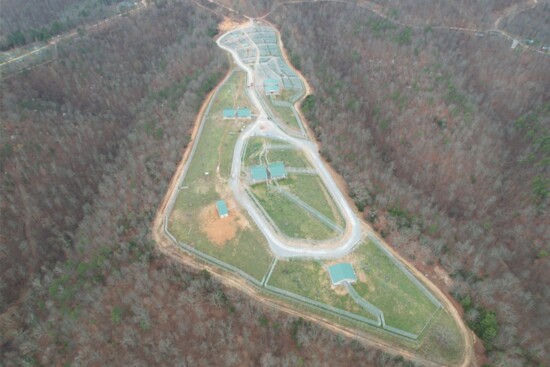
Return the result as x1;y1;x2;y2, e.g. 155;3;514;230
216;200;229;218
250;165;268;183
237;108;252;119
223;108;237;119
328;263;357;286
264;79;280;95
268;161;287;180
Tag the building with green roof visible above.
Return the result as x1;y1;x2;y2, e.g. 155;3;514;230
216;200;228;218
264;79;280;95
223;108;236;119
268;161;287;180
237;107;251;119
250;165;268;183
328;263;357;286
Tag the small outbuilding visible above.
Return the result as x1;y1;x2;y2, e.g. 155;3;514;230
223;108;237;119
216;200;229;218
264;79;280;95
268;161;287;180
237;107;252;119
328;263;357;286
250;165;268;183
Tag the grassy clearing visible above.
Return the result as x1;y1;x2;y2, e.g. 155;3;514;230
183;71;254;183
267;260;377;320
417;308;465;365
280;174;344;227
353;240;439;334
168;70;273;280
267;148;312;168
261;284;463;366
244;136;311;168
169;195;272;280
271;101;301;130
250;183;339;241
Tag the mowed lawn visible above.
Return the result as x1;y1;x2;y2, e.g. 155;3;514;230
250;183;339;241
168;70;273;280
280;174;344;227
353;240;440;334
267;260;377;320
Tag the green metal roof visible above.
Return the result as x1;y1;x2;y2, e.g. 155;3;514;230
268;161;286;179
216;200;228;216
264;78;279;86
265;85;280;93
328;263;357;285
223;108;236;118
250;165;268;182
237;108;251;118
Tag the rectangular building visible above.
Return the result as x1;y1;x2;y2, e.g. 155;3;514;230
268;161;287;180
223;108;237;119
250;165;268;183
264;79;280;95
216;200;229;218
328;263;357;286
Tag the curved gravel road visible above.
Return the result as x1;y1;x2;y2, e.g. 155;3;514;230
217;23;363;259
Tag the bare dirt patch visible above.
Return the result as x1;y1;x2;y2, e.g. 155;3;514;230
434;266;453;288
199;196;249;246
199;203;238;245
218;17;245;33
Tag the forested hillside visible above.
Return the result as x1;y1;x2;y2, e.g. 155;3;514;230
1;1;428;365
268;2;549;366
1;0;548;365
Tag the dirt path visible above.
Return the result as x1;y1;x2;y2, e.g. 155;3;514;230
153;17;475;367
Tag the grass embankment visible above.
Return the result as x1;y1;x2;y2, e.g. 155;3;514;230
269;99;301;131
352;241;440;334
168;71;273;280
244;136;311;168
267;149;311;168
280;174;344;227
250;183;339;241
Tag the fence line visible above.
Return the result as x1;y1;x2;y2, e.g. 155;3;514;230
366;232;442;308
345;283;384;325
264;284;382;327
262;258;278;287
274;186;344;234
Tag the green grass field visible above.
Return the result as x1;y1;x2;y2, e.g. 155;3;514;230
280;174;344;227
244;137;311;169
168;71;273;280
182;71;255;182
267;260;378;320
269;98;301;131
352;240;440;334
417;307;465;364
267;148;312;168
250;184;339;241
263;239;440;335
